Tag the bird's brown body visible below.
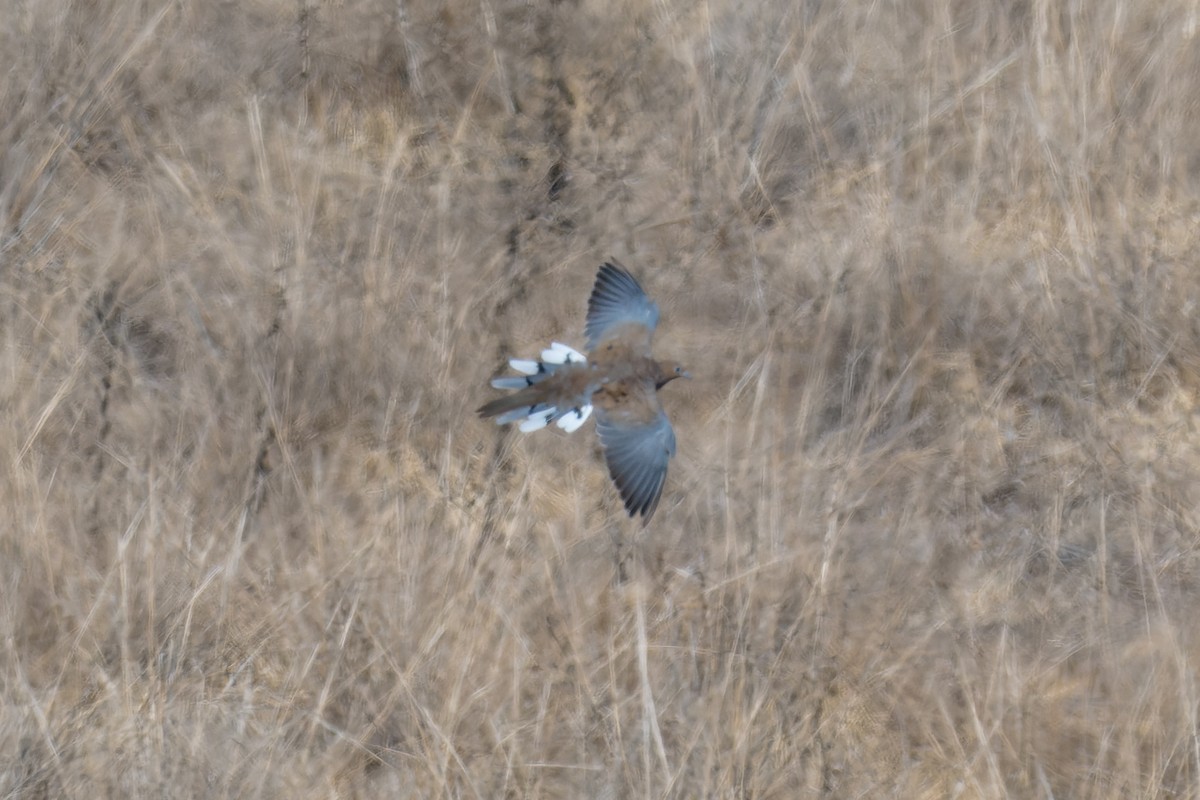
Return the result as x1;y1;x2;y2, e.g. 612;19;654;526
476;338;684;426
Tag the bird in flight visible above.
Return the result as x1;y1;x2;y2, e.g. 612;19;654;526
478;261;688;520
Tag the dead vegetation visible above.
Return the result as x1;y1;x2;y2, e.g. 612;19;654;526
3;0;1200;796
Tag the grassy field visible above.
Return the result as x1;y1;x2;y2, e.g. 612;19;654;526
4;0;1200;796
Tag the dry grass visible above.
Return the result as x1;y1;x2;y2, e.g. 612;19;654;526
3;0;1200;796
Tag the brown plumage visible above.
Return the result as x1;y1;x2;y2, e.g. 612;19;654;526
478;261;687;520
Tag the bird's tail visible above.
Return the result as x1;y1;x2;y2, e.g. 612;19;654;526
477;342;594;433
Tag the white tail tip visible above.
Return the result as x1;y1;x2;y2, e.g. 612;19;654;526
519;409;555;432
509;359;541;375
541;342;587;365
555;404;593;433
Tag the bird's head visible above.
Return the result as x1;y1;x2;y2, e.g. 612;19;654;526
655;360;691;389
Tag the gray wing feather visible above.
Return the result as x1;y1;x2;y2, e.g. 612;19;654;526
585;262;660;350
595;409;677;519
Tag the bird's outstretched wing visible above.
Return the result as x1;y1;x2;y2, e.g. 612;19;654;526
594;384;677;520
585;261;660;353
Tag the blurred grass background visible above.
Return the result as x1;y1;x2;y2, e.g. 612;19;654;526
3;0;1200;796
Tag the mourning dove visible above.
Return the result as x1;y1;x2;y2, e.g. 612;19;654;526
478;261;688;520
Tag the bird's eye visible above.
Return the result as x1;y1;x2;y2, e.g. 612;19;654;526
674;366;682;374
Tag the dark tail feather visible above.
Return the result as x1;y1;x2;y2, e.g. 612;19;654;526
477;386;542;420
